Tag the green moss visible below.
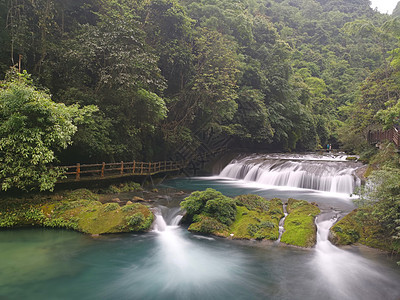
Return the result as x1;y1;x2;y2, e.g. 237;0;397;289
188;215;228;235
183;192;284;241
227;199;283;240
103;202;120;212
345;156;357;161
0;191;153;235
105;182;143;194
64;189;99;201
280;198;320;248
330;210;400;253
235;194;270;211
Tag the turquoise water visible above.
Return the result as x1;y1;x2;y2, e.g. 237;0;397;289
1;177;400;300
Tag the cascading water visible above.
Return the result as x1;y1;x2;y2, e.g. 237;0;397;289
142;205;245;298
152;206;183;232
276;204;288;243
219;154;362;195
313;213;400;300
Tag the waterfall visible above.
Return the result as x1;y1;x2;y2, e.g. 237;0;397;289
219;154;362;195
276;204;288;243
152;206;183;232
313;214;398;300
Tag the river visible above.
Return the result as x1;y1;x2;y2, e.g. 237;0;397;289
0;153;399;299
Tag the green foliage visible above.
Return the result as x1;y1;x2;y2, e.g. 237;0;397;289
121;203;142;212
126;213;145;227
181;188;236;225
106;182;143;194
181;188;226;217
189;215;228;234
64;189;100;202
0;69;96;191
184;191;284;240
356;162;400;248
0;0;394;159
103;203;120;212
204;197;237;226
235;194;270;211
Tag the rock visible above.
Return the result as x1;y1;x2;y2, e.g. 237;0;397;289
132;196;145;202
112;198;121;203
91;234;100;238
126;201;133;205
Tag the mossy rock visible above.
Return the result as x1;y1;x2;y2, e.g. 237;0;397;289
280;198;320;248
235;194;271;211
0;190;153;235
330;210;400;253
330;210;362;245
188;215;229;236
345;156;358;161
183;192;284;241
103;182;143;194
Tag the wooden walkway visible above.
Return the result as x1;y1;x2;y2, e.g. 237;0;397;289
368;126;400;148
61;160;184;181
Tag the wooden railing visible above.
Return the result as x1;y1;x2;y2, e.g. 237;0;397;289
61;160;185;181
368;127;400;148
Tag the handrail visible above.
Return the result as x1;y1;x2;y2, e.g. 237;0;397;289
60;160;185;181
368;127;400;148
59;146;228;181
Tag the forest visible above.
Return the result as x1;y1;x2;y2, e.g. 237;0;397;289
1;1;400;295
0;0;400;189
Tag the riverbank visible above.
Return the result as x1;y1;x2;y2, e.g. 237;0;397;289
1;184;322;248
0;187;154;235
330;210;400;256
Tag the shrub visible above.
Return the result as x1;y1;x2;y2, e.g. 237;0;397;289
121;203;141;212
126;213;145;227
204;197;236;226
235;194;270;211
181;188;228;217
103;203;120;212
189;215;227;234
181;188;237;225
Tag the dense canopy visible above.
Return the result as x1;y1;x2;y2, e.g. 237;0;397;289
1;0;400;189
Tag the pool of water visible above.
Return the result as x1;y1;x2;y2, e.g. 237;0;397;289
1;176;400;300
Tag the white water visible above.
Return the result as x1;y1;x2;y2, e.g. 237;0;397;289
313;214;399;300
219;154;362;195
147;209;243;298
277;205;287;243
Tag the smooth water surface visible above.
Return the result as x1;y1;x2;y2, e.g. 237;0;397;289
1;154;400;300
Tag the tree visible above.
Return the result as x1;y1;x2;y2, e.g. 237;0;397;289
0;69;95;191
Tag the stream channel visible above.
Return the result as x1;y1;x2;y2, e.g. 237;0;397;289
1;153;400;299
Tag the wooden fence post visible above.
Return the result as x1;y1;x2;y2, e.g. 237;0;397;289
133;160;136;174
141;162;144;175
76;163;80;181
149;162;152;174
120;161;124;175
101;162;105;178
